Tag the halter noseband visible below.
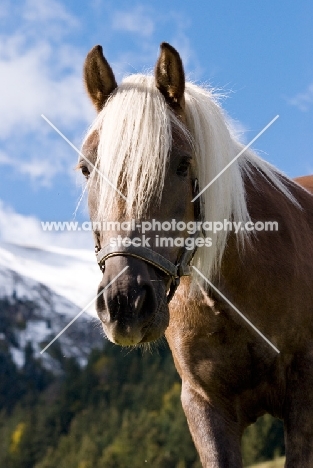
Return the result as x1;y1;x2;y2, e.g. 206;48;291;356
95;179;202;303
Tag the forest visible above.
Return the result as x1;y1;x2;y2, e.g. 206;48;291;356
0;338;285;467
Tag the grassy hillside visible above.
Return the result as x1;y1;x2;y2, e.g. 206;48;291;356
247;456;285;468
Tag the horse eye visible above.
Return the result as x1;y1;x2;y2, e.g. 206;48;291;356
81;166;90;178
176;159;191;177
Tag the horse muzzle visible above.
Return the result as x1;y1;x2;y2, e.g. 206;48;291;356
96;257;169;346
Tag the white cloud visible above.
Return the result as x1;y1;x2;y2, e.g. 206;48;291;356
22;0;79;27
0;149;60;185
0;200;92;249
288;83;313;112
0;2;203;188
0;0;94;185
0;151;9;165
0;0;90;131
112;6;155;38
0;120;87;186
0;35;92;138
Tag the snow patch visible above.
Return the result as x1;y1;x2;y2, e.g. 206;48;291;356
0;241;101;316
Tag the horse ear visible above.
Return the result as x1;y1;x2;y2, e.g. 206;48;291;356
84;45;117;112
155;42;185;115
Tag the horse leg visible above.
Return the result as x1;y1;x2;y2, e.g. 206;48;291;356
181;382;243;467
284;351;313;467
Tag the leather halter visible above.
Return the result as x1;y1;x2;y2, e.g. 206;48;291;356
95;179;202;303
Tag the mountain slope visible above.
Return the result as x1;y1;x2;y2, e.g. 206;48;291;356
0;241;101;312
0;242;104;372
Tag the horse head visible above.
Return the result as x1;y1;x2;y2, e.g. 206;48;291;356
81;43;197;346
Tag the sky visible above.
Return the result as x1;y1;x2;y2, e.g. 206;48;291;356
0;0;312;251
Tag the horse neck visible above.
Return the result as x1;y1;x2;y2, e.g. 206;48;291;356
168;170;313;354
215;171;313;347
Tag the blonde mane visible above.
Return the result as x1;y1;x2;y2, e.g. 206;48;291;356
83;74;296;280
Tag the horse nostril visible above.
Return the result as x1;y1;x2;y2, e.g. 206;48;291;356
134;284;156;319
96;278;157;326
134;288;147;311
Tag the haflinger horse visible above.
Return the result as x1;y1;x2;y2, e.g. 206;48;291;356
80;43;313;467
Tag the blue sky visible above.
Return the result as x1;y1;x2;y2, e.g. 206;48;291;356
0;0;312;249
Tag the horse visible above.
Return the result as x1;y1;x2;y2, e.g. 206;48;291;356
294;175;313;194
80;43;313;467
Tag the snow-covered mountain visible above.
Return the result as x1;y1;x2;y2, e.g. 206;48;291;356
0;242;102;313
0;242;104;372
